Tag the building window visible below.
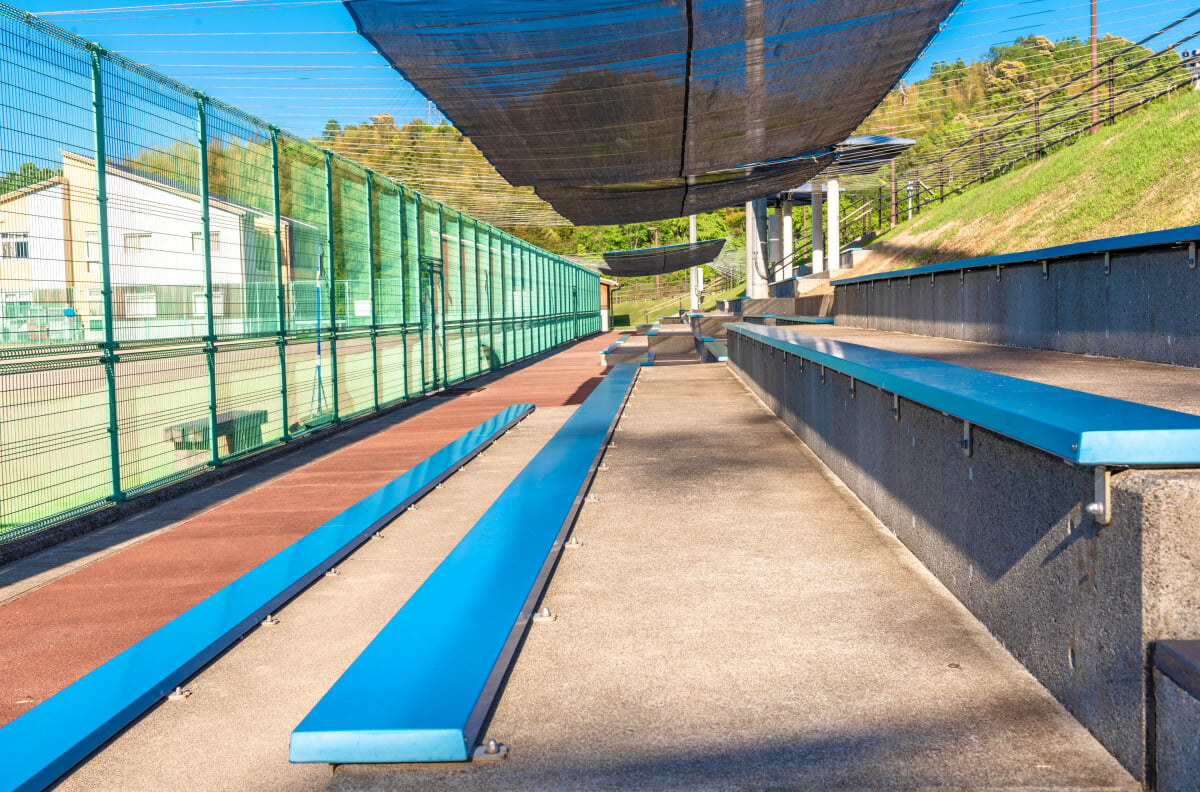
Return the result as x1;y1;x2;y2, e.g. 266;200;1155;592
123;233;151;255
85;231;100;273
1;233;29;259
87;288;103;317
191;231;220;253
124;291;157;319
192;291;224;317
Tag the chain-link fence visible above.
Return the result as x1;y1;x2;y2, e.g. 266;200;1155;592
0;4;601;545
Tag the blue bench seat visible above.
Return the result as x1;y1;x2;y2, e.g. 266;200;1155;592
728;322;1200;466
0;405;532;792
775;315;834;325
289;364;639;764
702;340;728;363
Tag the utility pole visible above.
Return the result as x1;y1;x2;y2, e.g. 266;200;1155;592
649;226;660;297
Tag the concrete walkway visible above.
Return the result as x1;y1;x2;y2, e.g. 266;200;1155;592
773;325;1200;415
330;364;1137;792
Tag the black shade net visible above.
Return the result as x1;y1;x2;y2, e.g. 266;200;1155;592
346;0;956;223
599;238;726;277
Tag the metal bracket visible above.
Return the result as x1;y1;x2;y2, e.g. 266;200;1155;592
473;738;508;761
995;265;1002;282
847;378;856;398
1085;467;1112;525
532;606;556;622
959;269;965;284
1103;252;1111;276
1189;242;1197;269
957;420;973;457
889;393;900;421
1041;260;1049;280
818;365;826;384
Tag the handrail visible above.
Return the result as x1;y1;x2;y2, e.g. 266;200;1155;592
832;223;1200;286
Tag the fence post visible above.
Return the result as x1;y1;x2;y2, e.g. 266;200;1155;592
457;212;466;377
398;185;410;399
1034;99;1042;159
500;234;508;364
366;170;380;411
487;227;495;362
978;136;985;184
436;203;448;385
324;150;340;422
195;93;220;466
269;127;290;441
89;44;124;503
1108;58;1115;125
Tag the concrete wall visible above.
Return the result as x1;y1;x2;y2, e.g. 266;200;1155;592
727;331;1200;783
740;298;799;316
1154;669;1200;791
833;244;1200;367
794;293;834;317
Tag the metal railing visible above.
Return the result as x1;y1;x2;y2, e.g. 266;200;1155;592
0;5;601;546
881;33;1199;223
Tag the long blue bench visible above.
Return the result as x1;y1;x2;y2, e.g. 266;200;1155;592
775;315;834;325
0;404;532;792
728;323;1200;466
289;363;639;764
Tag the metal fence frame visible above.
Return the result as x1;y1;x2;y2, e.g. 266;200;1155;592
0;5;601;545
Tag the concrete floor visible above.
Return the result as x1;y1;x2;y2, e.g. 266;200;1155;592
50;406;577;792
774;325;1200;415
329;364;1137;792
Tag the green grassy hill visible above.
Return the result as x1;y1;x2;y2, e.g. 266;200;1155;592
851;87;1200;275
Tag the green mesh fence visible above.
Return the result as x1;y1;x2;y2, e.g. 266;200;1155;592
0;4;601;545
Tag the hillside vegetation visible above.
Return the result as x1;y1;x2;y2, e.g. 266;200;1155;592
838;87;1200;279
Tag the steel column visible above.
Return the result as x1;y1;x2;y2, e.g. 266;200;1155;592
366;171;380;411
196;93;220;466
324;150;340;422
89;44;124;502
269;127;290;441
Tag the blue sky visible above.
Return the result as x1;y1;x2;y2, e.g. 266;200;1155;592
17;0;1200;142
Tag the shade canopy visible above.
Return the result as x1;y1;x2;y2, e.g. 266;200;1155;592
345;0;958;223
600;239;726;277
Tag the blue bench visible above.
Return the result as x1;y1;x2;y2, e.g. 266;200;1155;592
728;323;1200;466
639;351;655;366
703;340;728;363
290;364;639;764
0;405;532;792
775;315;834;325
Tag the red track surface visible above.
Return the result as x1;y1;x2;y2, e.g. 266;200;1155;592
0;334;620;727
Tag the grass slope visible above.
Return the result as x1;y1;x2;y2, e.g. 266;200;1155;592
860;88;1200;273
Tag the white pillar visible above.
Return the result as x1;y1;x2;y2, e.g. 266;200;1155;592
688;214;700;310
768;210;782;281
811;183;824;273
745;199;768;299
826;176;840;271
781;199;793;279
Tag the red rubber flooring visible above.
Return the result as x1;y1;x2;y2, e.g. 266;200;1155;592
0;333;622;727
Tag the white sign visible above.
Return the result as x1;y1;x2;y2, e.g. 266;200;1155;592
354;299;372;318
